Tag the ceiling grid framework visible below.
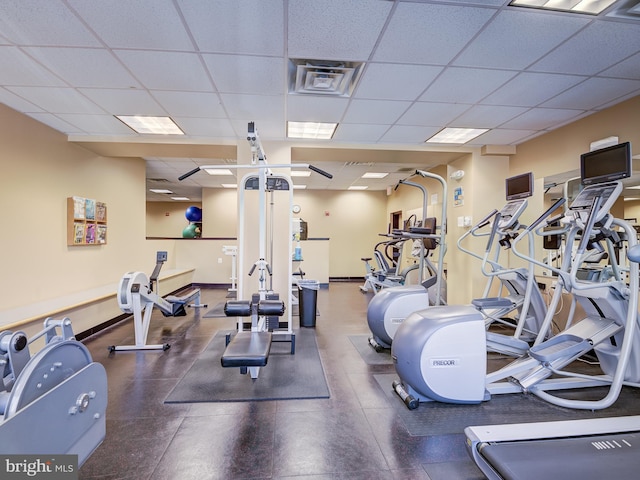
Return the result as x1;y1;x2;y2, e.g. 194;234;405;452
0;0;637;200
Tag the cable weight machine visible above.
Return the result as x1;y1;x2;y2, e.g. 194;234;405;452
179;122;332;378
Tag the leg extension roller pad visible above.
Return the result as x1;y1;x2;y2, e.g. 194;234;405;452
221;331;272;368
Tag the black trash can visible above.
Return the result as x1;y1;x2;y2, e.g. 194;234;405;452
298;280;319;327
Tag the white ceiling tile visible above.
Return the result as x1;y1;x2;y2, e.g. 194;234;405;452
0;0;101;47
600;52;640;79
67;0;194;51
453;10;589;70
221;94;284;122
354;63;443;101
499;108;586;130
26;112;85;134
0;47;67;87
374;3;495;65
78;89;167;116
379;125;440;144
152;91;226;118
541;77;640;110
114;50;214;91
398;102;470;126
25;47;141;88
203;54;284;95
530;21;640;75
452;105;529;128
288;0;392;60
57;113;136;135
342;99;412;124
468;129;537;146
332;124;389;143
481;72;586;107
177;0;284;55
420;67;517;103
287;95;349;122
173;117;235;137
5;86;105;114
0;87;43;112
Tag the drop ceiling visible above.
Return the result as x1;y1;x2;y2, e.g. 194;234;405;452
0;0;639;201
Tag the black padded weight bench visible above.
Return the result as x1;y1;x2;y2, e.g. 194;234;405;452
221;297;292;378
221;331;272;375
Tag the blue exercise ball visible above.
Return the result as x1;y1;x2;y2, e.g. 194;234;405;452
185;206;202;222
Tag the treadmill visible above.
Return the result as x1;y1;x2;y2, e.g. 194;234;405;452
466;416;640;480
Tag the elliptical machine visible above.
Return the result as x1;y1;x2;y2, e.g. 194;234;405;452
367;170;447;351
457;172;548;356
392;142;640;410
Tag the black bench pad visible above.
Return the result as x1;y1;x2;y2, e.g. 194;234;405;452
221;332;272;368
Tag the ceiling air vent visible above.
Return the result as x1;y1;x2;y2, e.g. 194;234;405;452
289;59;364;97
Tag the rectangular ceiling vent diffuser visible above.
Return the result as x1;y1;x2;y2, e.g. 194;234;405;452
289;59;364;97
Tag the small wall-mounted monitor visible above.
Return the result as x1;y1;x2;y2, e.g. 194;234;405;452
581;142;632;186
506;172;533;201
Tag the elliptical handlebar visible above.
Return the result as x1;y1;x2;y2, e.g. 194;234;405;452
474;209;500;231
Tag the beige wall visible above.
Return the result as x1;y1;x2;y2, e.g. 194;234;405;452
0;104;147;309
146;201;203;238
289;189;388;278
510;96;640;180
0;103;193;335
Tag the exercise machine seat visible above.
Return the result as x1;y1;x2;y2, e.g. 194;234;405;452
221;332;272;368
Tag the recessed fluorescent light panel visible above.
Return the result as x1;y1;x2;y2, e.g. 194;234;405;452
293;184;307;189
348;186;368;190
426;128;488;144
171;196;190;201
204;168;234;176
509;0;616;15
288;121;337;139
116;115;184;135
362;172;388;179
221;184;238;189
149;188;173;194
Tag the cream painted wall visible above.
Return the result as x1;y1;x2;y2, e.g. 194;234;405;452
444;153;515;305
288;189;388;278
202;188;237;237
146;201;203;237
0;103;192;335
0;104;149;310
510;96;640;180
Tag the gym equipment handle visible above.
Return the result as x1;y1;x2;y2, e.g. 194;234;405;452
308;164;333;179
475;209;499;230
524;197;566;234
178;167;201;181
